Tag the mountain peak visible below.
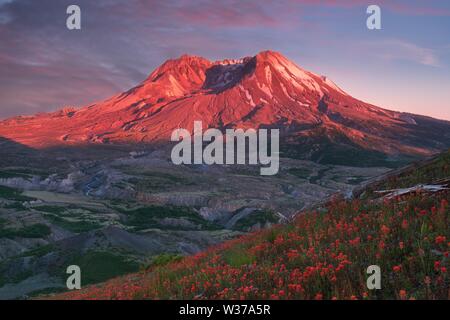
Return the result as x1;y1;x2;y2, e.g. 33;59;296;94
1;50;449;158
147;54;211;82
177;54;211;64
146;51;291;85
255;50;284;59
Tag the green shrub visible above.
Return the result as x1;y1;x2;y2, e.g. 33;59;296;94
44;214;101;233
0;223;51;239
150;253;183;267
123;205;221;231
233;209;279;232
65;251;139;285
0;185;35;201
223;248;256;267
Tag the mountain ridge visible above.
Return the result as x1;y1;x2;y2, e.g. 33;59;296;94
1;50;449;164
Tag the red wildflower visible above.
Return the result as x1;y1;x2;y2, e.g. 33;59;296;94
399;290;407;300
381;225;390;235
435;236;446;244
401;219;408;229
434;261;441;271
287;249;299;260
393;265;402;273
349;237;360;246
274;235;285;246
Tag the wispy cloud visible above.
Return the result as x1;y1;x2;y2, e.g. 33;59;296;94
295;0;450;16
362;39;440;67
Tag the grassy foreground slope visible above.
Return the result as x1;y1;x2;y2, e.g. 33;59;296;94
53;151;449;300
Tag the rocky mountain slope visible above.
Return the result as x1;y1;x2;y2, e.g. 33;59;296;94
1;51;449;166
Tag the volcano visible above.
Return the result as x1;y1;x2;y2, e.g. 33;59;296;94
1;50;449;166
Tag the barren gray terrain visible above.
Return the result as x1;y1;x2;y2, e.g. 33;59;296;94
0;147;389;299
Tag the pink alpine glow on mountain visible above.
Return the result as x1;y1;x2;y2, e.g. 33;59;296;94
0;51;449;156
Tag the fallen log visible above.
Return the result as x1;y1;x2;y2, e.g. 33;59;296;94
374;184;449;199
